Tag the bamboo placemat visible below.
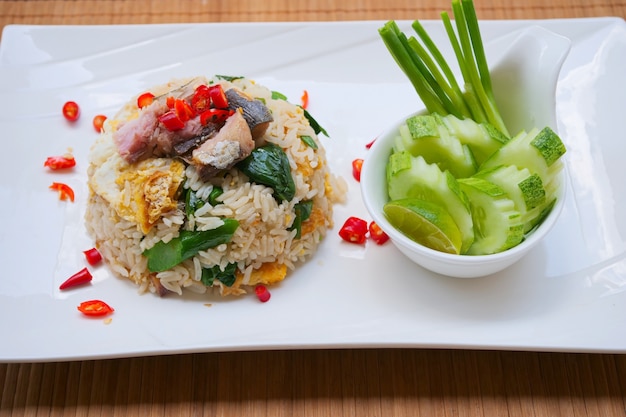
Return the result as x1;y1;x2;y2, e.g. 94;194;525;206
1;1;626;416
0;0;625;32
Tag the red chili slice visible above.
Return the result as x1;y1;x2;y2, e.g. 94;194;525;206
83;248;103;266
200;108;234;125
191;85;211;113
255;285;271;302
301;89;309;109
59;267;93;290
92;114;107;133
137;92;155;108
44;155;76;170
174;98;195;122
208;84;229;109
352;158;364;182
77;300;114;317
49;182;75;202
158;110;185;131
62;101;80;122
369;221;390;245
338;216;368;244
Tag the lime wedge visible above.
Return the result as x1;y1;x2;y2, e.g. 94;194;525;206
384;198;463;255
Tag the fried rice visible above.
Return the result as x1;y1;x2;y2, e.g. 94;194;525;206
85;76;346;297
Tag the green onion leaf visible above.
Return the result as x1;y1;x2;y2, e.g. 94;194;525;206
378;0;510;137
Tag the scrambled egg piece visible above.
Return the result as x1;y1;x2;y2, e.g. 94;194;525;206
117;160;185;233
88;133;185;234
247;262;288;285
221;262;288;296
301;206;329;236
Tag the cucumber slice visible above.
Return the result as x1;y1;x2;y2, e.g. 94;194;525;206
439;114;509;164
458;177;524;255
480;127;566;183
475;165;550;233
386;152;474;252
395;114;477;178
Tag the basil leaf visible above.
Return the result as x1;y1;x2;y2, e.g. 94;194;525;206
298;200;313;222
201;262;237;287
237;144;296;202
271;91;288;100
184;188;205;218
289;200;313;239
300;135;318;150
301;107;329;137
144;218;239;272
208;186;223;206
215;75;243;82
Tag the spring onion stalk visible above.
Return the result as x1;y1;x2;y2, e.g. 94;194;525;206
378;0;510;137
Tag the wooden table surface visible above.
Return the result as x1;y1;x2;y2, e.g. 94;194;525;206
1;1;626;416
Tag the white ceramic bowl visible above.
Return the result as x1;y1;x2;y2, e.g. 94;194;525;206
360;26;571;278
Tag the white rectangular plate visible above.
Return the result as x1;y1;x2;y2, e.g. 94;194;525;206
1;18;625;362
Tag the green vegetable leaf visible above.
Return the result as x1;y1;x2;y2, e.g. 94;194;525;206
215;75;244;82
201;262;237;287
144;218;239;272
208;186;224;206
184;188;205;218
268;90;329;138
302;107;329;137
271;91;288;100
300;135;318;150
237;143;296;202
288;200;314;239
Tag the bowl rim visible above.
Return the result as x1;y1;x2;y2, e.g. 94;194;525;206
360;111;567;273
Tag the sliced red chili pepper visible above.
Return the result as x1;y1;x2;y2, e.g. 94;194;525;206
49;182;75;202
77;299;114;317
208;84;229;109
174;98;195;122
369;221;390;245
44;155;76;170
62;101;80;121
158;110;185;131
137;92;155;108
255;285;271;302
191;85;211;113
59;267;93;290
83;248;103;266
352;158;364;182
339;216;368;244
200;108;234;125
365;139;376;149
92;114;107;133
300;89;309;110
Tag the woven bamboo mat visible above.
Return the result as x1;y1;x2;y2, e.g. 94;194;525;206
1;1;626;416
0;0;624;32
2;350;626;416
